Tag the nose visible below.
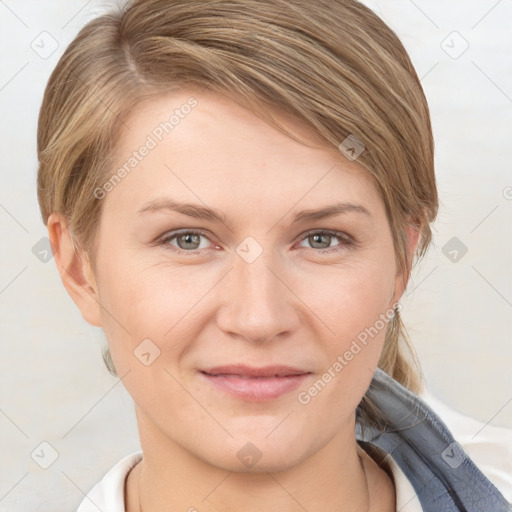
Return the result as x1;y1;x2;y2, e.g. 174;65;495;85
216;246;300;344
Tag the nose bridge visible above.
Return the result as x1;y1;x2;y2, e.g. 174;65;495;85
219;240;297;343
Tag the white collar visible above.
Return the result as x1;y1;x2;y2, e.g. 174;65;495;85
76;450;424;511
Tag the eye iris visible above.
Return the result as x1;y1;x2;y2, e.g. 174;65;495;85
178;233;201;250
310;233;332;249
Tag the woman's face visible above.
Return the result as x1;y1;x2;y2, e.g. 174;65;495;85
84;87;415;471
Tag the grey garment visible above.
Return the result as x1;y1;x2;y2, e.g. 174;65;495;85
355;368;511;512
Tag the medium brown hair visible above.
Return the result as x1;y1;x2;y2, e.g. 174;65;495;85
37;0;438;425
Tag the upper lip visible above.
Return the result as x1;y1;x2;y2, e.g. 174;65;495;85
201;364;310;378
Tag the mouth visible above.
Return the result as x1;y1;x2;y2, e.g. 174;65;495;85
199;364;312;401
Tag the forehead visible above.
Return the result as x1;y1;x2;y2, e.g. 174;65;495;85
106;88;383;220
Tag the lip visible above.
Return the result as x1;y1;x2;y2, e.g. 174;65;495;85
199;364;311;402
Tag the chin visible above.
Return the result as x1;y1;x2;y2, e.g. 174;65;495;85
189;428;315;474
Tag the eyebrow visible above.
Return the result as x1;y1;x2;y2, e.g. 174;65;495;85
137;198;372;224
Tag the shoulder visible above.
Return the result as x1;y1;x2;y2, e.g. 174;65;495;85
76;451;142;512
358;368;512;511
420;387;512;505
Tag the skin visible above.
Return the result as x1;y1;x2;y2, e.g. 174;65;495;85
48;86;419;511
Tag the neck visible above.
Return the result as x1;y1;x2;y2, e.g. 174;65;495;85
127;409;377;512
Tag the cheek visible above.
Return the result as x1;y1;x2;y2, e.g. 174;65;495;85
93;254;213;373
306;256;396;342
297;258;397;409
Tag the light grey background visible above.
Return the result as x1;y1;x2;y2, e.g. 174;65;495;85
0;0;511;510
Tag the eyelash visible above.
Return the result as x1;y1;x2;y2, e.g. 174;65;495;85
157;229;356;255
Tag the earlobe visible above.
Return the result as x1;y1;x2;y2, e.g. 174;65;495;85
47;213;103;327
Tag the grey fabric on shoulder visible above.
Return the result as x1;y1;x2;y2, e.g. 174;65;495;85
355;368;511;511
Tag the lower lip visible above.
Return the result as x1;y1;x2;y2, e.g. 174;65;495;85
200;372;310;401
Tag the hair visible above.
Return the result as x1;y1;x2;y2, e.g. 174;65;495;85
37;0;438;427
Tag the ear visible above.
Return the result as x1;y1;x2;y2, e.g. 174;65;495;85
47;213;103;327
391;222;421;304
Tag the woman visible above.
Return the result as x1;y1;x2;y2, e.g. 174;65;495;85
36;0;511;510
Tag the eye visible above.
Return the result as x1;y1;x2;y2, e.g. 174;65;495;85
296;230;355;252
159;230;213;254
157;229;355;255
